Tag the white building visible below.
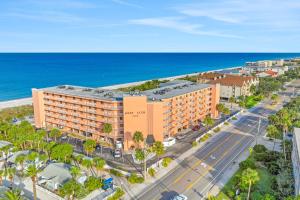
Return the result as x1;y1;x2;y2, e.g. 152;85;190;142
292;127;300;195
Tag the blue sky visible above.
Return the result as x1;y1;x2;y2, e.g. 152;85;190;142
1;0;300;52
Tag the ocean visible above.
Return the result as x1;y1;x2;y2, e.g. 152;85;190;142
0;53;300;101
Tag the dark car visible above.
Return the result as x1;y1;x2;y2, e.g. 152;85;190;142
176;134;186;140
192;125;200;131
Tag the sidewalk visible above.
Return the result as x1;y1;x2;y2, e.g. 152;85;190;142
122;112;242;200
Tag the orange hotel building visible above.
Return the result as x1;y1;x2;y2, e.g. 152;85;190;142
32;80;220;151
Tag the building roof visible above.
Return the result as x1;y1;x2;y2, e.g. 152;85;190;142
198;73;256;87
264;70;278;76
39;163;72;185
142;80;211;100
0;140;11;149
7;150;30;163
38;80;212;101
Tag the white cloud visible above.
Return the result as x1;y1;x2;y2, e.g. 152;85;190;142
129;17;241;38
6;11;85;24
176;0;300;29
111;0;142;8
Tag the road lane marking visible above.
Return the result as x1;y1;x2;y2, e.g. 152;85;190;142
172;133;236;184
184;135;247;191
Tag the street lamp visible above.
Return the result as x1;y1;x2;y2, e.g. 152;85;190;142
256;117;261;145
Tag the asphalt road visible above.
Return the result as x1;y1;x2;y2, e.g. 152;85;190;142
136;100;279;200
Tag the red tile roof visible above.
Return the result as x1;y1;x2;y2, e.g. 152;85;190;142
198;73;256;87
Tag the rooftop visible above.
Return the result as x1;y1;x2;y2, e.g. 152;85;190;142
198;72;256;87
39;162;72;185
37;80;212;101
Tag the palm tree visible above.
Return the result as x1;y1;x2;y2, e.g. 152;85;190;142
278;108;292;160
81;159;93;176
133;131;144;149
70;166;81;180
0;145;11;167
203;116;214;131
83;139;96;157
59;179;81;200
93;157;106;177
216;103;225;115
6;167;16;189
49;128;61;142
229;97;235;109
73;154;83;167
152;141;165;167
15;154;26;172
25;165;41;200
266;125;280;151
102;123;112;143
134;149;145;176
1;189;24;200
241;168;259;200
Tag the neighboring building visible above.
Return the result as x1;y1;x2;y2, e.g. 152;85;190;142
38;163;72;191
32;80;220;150
256;70;279;78
197;72;258;99
292;128;300;195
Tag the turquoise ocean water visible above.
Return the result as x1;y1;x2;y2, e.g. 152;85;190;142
1;53;300;101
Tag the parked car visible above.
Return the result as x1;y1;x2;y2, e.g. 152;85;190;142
192;125;200;131
172;194;188;200
163;137;176;147
115;140;123;149
113;149;122;158
176;134;186;140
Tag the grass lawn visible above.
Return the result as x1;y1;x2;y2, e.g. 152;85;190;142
245;95;260;108
215;191;230;200
221;156;274;199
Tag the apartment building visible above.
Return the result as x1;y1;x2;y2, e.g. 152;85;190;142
197;72;259;99
292;128;300;195
32;80;220;151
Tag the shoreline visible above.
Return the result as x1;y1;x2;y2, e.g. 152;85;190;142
0;66;242;108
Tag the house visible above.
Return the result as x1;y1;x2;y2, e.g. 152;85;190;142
292;128;300;195
256;70;278;78
197;72;259;99
38;163;72;191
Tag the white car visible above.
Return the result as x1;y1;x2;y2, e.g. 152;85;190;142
172;194;188;200
163;137;176;147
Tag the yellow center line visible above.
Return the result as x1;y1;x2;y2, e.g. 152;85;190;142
184;135;247;191
173;133;236;184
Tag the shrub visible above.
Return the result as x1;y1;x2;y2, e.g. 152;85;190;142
232;117;237;120
224;122;229;125
110;169;123;177
239;159;256;170
148;168;156;177
213;127;221;133
192;141;198;147
107;188;125;200
127;173;144;184
84;176;102;192
162;157;172;167
253;144;268;153
200;134;212;142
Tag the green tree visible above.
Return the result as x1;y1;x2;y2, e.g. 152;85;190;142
25;165;41;200
229;96;236;109
102;123;112;143
50;143;73;163
93;157;106;177
82;159;93;175
0;170;3;186
59;179;82;200
49;128;61;142
133;131;144;149
1;189;24;200
0;122;10;139
84;176;102;192
152;141;165;166
70;166;81;179
240;168;260;200
83;139;96;156
5;167;16;189
203;115;214;131
271;94;279;104
266;125;280;151
135;148;145;175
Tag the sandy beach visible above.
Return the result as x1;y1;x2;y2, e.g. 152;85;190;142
0;97;32;110
0;66;240;110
